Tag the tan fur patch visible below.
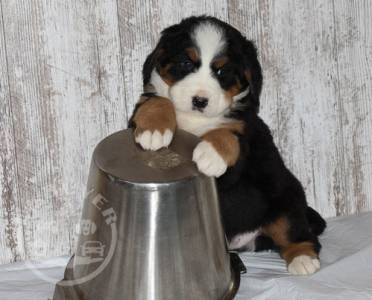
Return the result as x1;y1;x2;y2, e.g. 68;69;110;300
282;242;317;264
262;217;289;247
159;63;175;86
221;121;245;134
262;217;318;264
202;127;241;166
186;47;199;63
225;79;242;100
212;56;229;69
133;96;177;136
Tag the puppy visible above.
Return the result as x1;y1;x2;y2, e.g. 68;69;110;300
128;16;326;275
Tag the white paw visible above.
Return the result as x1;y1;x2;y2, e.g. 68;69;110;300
288;255;320;275
192;141;227;177
135;129;173;151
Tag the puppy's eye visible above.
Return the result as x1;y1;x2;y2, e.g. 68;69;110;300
216;68;224;77
179;60;194;71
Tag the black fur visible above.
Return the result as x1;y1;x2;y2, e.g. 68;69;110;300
136;16;326;254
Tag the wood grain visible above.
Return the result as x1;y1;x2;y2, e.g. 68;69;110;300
0;1;25;263
228;0;372;217
0;0;371;263
332;0;372;214
0;0;128;263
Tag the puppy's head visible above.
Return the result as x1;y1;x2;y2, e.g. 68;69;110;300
143;16;263;117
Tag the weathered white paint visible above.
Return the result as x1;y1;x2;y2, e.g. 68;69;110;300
0;0;371;264
229;0;372;217
0;1;26;263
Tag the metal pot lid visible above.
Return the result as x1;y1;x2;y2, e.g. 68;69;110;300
93;129;201;184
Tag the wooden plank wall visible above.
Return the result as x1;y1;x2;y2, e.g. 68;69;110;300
0;0;371;263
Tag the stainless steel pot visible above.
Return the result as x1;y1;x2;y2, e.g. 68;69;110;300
54;129;242;300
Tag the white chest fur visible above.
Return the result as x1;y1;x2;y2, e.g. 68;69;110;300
176;110;230;137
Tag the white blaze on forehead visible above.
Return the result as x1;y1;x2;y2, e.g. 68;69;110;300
192;22;226;66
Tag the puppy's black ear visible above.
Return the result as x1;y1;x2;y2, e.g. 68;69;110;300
242;40;263;113
142;23;185;86
142;44;163;86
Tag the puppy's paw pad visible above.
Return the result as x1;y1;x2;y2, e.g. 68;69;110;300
135;129;173;151
288;255;320;275
192;141;227;177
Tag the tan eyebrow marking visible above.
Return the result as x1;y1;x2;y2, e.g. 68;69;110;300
212;56;229;69
185;47;199;62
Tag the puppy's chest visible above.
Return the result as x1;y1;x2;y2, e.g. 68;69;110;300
176;110;229;137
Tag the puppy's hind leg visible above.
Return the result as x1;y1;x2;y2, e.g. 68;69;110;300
262;216;321;275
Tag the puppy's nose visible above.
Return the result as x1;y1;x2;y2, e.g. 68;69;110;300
192;96;209;109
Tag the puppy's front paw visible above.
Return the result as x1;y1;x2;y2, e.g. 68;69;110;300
288;255;320;275
192;141;227;177
135;129;173;151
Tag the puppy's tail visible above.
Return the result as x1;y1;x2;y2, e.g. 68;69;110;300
307;206;326;236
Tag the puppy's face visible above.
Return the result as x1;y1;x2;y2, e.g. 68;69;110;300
143;17;262;117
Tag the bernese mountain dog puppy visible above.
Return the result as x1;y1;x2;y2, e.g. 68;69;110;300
128;16;326;275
